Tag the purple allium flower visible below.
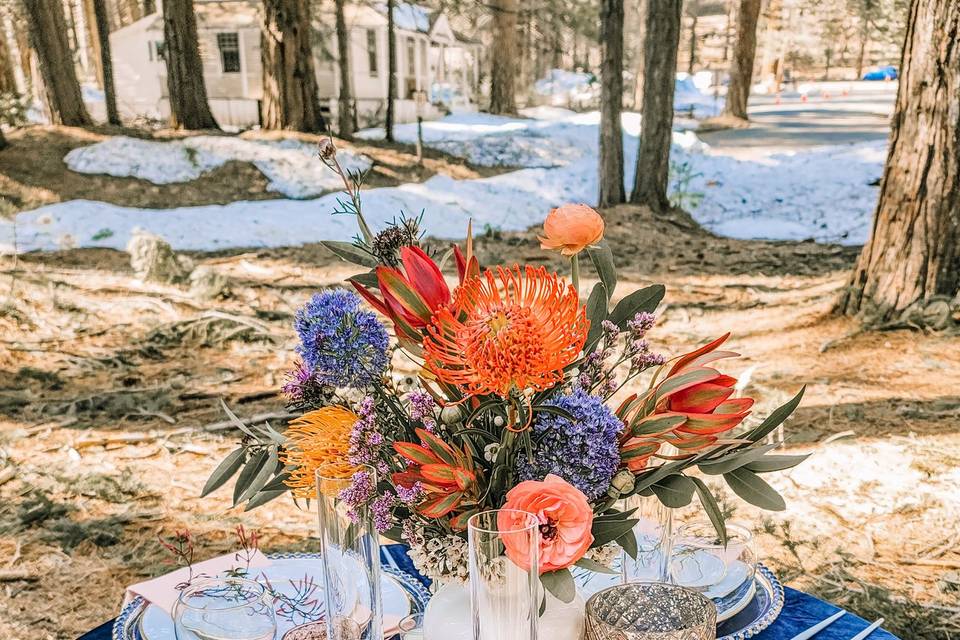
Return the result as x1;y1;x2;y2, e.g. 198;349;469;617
516;390;624;501
349;397;382;466
294;289;389;389
371;493;396;533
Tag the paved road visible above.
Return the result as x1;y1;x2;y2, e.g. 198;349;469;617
698;84;897;156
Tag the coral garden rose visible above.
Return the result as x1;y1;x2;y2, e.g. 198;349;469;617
538;203;605;256
499;474;594;573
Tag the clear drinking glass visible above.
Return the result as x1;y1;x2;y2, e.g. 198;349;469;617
468;509;540;640
621;495;674;584
584;583;716;640
397;612;426;640
670;521;757;601
316;463;383;640
172;577;277;640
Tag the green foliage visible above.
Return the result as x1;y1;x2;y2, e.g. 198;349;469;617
669;159;704;211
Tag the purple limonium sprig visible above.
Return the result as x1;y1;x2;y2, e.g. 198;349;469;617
396;481;425;505
348;396;382;466
371;493;396;533
625;312;665;373
627;311;657;337
338;469;376;524
407;390;438;431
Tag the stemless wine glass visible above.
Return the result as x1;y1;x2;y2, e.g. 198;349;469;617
670;521;757;601
397;613;426;640
468;509;540;640
173;577;277;640
584;583;716;640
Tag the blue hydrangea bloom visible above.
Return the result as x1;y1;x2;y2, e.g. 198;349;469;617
294;289;389;388
517;390;624;501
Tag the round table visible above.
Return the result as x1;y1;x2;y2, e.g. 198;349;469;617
76;544;899;640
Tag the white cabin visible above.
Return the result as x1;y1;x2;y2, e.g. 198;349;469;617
108;0;481;128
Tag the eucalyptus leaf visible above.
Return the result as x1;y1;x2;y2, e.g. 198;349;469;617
742;387;805;443
698;443;780;475
650;474;696;508
724;468;786;511
585;282;608;349
587;243;617;302
220;399;260;440
201;447;246;498
616;529;639;560
608;284;665;329
237;446;279;505
574;557;619;575
540;568;576;603
744;453;811;473
261;471;292;492
592;518;640;547
690;477;727;547
233;449;268;506
321;240;378;267
350;271;379;289
244;488;287;511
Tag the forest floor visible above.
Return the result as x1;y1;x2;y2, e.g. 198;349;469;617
1;203;959;639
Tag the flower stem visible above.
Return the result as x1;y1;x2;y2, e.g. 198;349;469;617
570;254;581;298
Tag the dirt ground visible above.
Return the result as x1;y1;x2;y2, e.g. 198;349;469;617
0;125;507;217
1;201;958;639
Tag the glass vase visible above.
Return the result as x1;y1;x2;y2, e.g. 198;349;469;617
468;509;540;640
316;463;383;640
621;495;674;584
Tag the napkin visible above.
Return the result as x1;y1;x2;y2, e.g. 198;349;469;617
123;550;272;615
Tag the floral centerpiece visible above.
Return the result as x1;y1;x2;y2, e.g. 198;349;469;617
203;141;806;606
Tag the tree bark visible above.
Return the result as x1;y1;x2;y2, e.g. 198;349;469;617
92;0;120;125
23;0;92;126
0;23;18;94
721;0;762;121
163;0;218;129
489;0;518;115
81;0;104;88
261;0;324;132
631;0;647;110
334;0;354;139
598;0;625;207
630;0;680;211
143;0;157;13
837;0;960;325
0;126;7;150
855;18;870;78
385;0;396;141
687;12;698;74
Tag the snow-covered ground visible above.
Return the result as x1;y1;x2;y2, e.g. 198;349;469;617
65;135;371;199
0;106;885;253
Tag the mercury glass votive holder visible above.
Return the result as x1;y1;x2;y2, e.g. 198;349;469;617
584;583;717;640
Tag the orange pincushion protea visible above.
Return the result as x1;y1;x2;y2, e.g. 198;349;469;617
423;265;588;396
282;406;358;498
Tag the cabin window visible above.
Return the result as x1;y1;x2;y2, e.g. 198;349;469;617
406;37;416;77
217;32;241;73
148;41;165;62
366;29;379;77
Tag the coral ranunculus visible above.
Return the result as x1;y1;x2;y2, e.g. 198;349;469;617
281;406;358;498
538;203;605;256
500;474;594;573
423;265;588;397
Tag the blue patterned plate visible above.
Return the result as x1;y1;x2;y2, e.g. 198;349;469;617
716;565;785;640
112;552;430;640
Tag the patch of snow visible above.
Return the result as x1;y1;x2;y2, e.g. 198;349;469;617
3;109;886;253
377;1;431;32
675;73;723;118
64;136;372;199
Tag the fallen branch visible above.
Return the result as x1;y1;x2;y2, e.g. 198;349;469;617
0;569;36;582
0;465;15;486
74;433;158;449
204;411;297;432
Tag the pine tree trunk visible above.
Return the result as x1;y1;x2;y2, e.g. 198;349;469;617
837;0;960;325
334;0;354;139
82;0;104;88
598;0;625;207
92;0;120;125
687;13;698;74
489;0;517;115
163;0;218;129
722;0;762;121
143;0;157;13
23;0;92;126
0;24;18;94
261;0;324;132
385;0;396;141
855;19;869;78
630;0;680;211
0;126;7;150
632;0;647;110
